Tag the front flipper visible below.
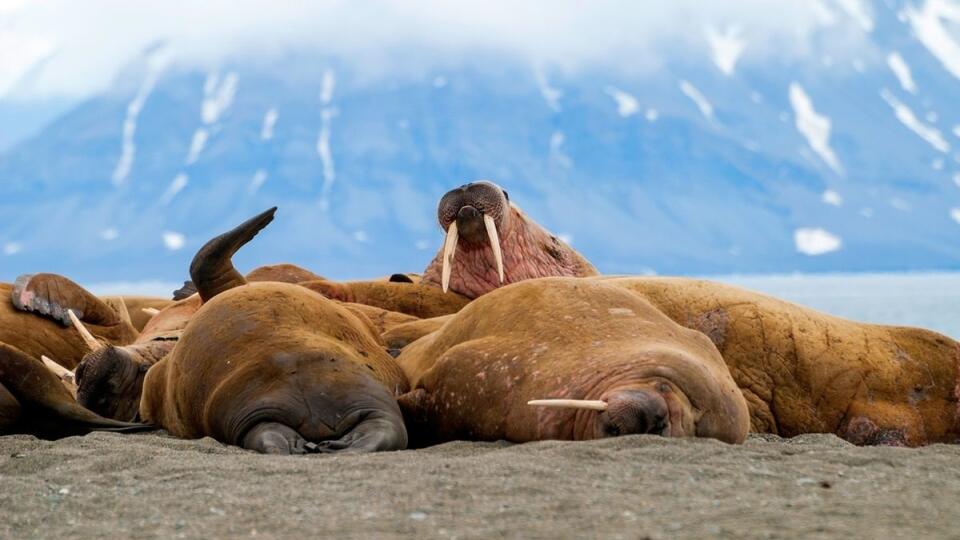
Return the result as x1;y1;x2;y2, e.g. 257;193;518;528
0;343;152;438
12;273;119;327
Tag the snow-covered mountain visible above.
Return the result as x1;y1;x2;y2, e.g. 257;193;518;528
2;0;960;283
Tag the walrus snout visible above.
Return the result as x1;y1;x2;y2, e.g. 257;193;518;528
437;180;508;230
76;346;147;422
596;389;670;438
456;205;486;242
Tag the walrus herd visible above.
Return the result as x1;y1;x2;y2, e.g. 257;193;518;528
1;181;958;453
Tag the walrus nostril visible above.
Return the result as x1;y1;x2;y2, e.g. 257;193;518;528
598;389;670;437
457;205;481;220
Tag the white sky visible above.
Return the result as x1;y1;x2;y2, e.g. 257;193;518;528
0;0;873;100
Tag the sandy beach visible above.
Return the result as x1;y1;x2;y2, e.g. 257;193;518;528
2;432;958;539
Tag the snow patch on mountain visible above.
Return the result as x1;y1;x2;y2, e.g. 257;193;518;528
185;128;208;165
822;190;843;206
880;89;950;152
160;173;188;205
789;83;842;175
111;48;171;186
162;231;185;251
951;208;960;224
317;69;337;208
604;87;639;117
534;68;562;112
836;0;874;32
887;52;917;94
260;107;278;141
906;0;960;81
679;80;713;120
795;228;842;255
705;25;746;76
3;242;21;256
202;71;238;125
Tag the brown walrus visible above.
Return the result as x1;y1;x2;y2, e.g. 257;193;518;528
421;181;598;298
397;278;749;446
300;279;469;319
596;276;960;446
140;208;411;453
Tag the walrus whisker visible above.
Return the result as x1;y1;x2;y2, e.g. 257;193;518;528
67;309;103;352
142;307;161;316
441;221;458;293
527;399;609;411
483;213;504;284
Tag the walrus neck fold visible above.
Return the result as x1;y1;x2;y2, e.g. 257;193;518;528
190;207;277;302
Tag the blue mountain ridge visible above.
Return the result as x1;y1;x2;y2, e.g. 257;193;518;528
1;3;960;284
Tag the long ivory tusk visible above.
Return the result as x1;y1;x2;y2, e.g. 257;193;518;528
41;355;75;382
116;297;132;326
142;307;161;316
483;213;504;284
67;309;102;352
441;221;458;293
41;355;76;397
527;399;609;411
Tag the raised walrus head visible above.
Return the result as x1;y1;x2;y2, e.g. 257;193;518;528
422;181;598;299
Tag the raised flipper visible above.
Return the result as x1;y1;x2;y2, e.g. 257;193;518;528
0;343;152;438
190;207;277;302
12;273;120;327
172;281;197;300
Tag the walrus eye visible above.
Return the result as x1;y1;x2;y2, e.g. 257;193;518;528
604;423;620;436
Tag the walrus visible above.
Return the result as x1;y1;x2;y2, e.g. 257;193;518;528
299;279;469;319
421;181;598;298
595;276;960;446
140;208;411;453
3;273;139;368
0;342;148;437
397;278;749;446
74;294;201;421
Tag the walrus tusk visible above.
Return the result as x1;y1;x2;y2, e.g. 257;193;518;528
441;221;458;293
41;355;75;382
113;297;133;327
142;307;161;316
41;355;77;397
483;213;504;284
68;309;102;352
527;399;609;411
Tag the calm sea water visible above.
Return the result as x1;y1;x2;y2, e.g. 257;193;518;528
88;272;960;340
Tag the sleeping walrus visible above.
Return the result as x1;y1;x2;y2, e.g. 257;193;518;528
397;277;749;446
140;208;411;453
421;181;598;298
598;276;960;446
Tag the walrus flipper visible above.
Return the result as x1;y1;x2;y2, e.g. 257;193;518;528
190;207;277;302
172;280;197;300
0;343;152;437
12;273;120;327
241;422;314;455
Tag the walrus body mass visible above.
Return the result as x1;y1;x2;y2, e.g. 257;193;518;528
598;276;960;446
397;278;750;445
139;208;410;454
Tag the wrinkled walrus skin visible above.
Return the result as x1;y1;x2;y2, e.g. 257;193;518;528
140;283;411;454
598;276;960;446
397;278;749;446
421;181;598;299
300;279;469;319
